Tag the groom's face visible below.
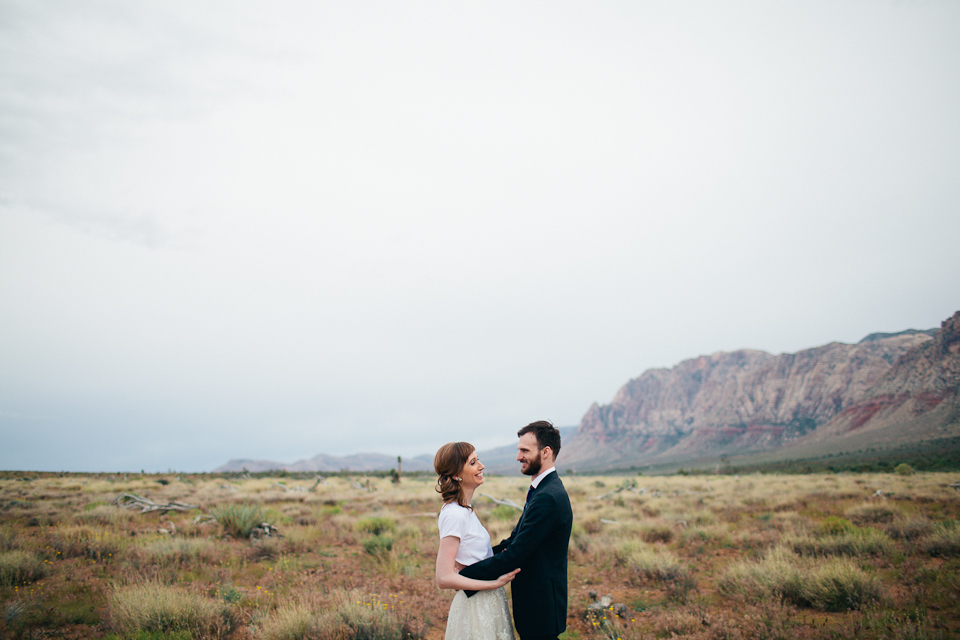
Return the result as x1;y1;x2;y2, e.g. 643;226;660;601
517;433;542;476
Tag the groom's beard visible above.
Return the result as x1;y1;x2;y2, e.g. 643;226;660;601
522;454;542;477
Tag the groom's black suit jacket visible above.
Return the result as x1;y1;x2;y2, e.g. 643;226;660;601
460;471;573;640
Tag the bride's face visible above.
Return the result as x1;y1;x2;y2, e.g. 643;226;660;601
459;449;485;489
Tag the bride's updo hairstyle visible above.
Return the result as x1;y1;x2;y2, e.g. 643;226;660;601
434;442;474;509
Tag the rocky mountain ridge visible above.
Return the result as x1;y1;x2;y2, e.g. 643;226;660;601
561;311;960;470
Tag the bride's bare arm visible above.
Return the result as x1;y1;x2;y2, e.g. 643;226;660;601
435;536;519;591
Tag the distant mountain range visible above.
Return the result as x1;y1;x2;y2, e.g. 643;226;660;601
216;312;959;475
561;311;959;471
212;427;577;474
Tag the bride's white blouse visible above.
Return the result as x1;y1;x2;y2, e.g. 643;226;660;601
438;502;494;566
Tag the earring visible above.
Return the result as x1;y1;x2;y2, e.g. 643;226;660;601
454;477;462;481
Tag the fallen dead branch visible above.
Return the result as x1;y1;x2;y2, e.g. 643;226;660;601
113;493;199;515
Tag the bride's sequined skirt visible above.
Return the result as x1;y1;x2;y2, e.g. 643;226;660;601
444;587;515;640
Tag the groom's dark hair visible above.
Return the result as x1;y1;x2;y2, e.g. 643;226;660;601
518;420;561;458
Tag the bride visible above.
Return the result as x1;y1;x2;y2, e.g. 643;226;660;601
434;442;519;640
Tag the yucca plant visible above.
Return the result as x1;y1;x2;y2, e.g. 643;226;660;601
209;504;267;539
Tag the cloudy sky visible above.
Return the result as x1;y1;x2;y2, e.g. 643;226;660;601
2;1;958;472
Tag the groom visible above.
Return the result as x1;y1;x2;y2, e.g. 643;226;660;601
460;421;573;640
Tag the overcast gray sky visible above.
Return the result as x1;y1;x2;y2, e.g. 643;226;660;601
2;1;959;472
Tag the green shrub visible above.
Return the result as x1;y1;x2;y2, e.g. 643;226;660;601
109;583;238;639
923;521;960;557
801;560;884;611
895;463;915;476
210;504;266;539
356;517;396;536
0;550;49;586
820;517;856;535
362;534;394;558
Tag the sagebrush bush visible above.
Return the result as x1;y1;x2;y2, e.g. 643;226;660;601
923;521;960;557
0;550;49;586
109;582;238;639
210;504;266;539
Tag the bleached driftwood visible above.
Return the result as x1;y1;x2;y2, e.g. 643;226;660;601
114;493;198;515
477;494;523;510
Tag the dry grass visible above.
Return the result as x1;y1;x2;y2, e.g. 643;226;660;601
0;470;958;640
0;550;49;586
109;582;239;639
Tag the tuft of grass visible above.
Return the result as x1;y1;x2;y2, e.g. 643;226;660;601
719;547;883;611
885;517;934;541
718;546;805;604
109;582;238;640
922;521;960;557
846;503;899;525
209;503;267;539
260;591;416;640
640;525;673;544
134;538;219;568
789;528;894;557
0;550;49;586
49;526;123;562
801;559;885;612
615;540;694;601
356;517;397;536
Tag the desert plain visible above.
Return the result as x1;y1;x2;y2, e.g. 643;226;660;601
1;470;959;640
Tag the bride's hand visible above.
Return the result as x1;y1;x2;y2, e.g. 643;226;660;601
493;568;520;588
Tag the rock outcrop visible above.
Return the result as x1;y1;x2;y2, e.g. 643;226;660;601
562;311;960;470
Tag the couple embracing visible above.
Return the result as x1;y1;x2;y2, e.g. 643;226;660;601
434;421;573;640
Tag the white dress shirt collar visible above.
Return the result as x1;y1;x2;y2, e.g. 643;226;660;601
531;466;556;489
